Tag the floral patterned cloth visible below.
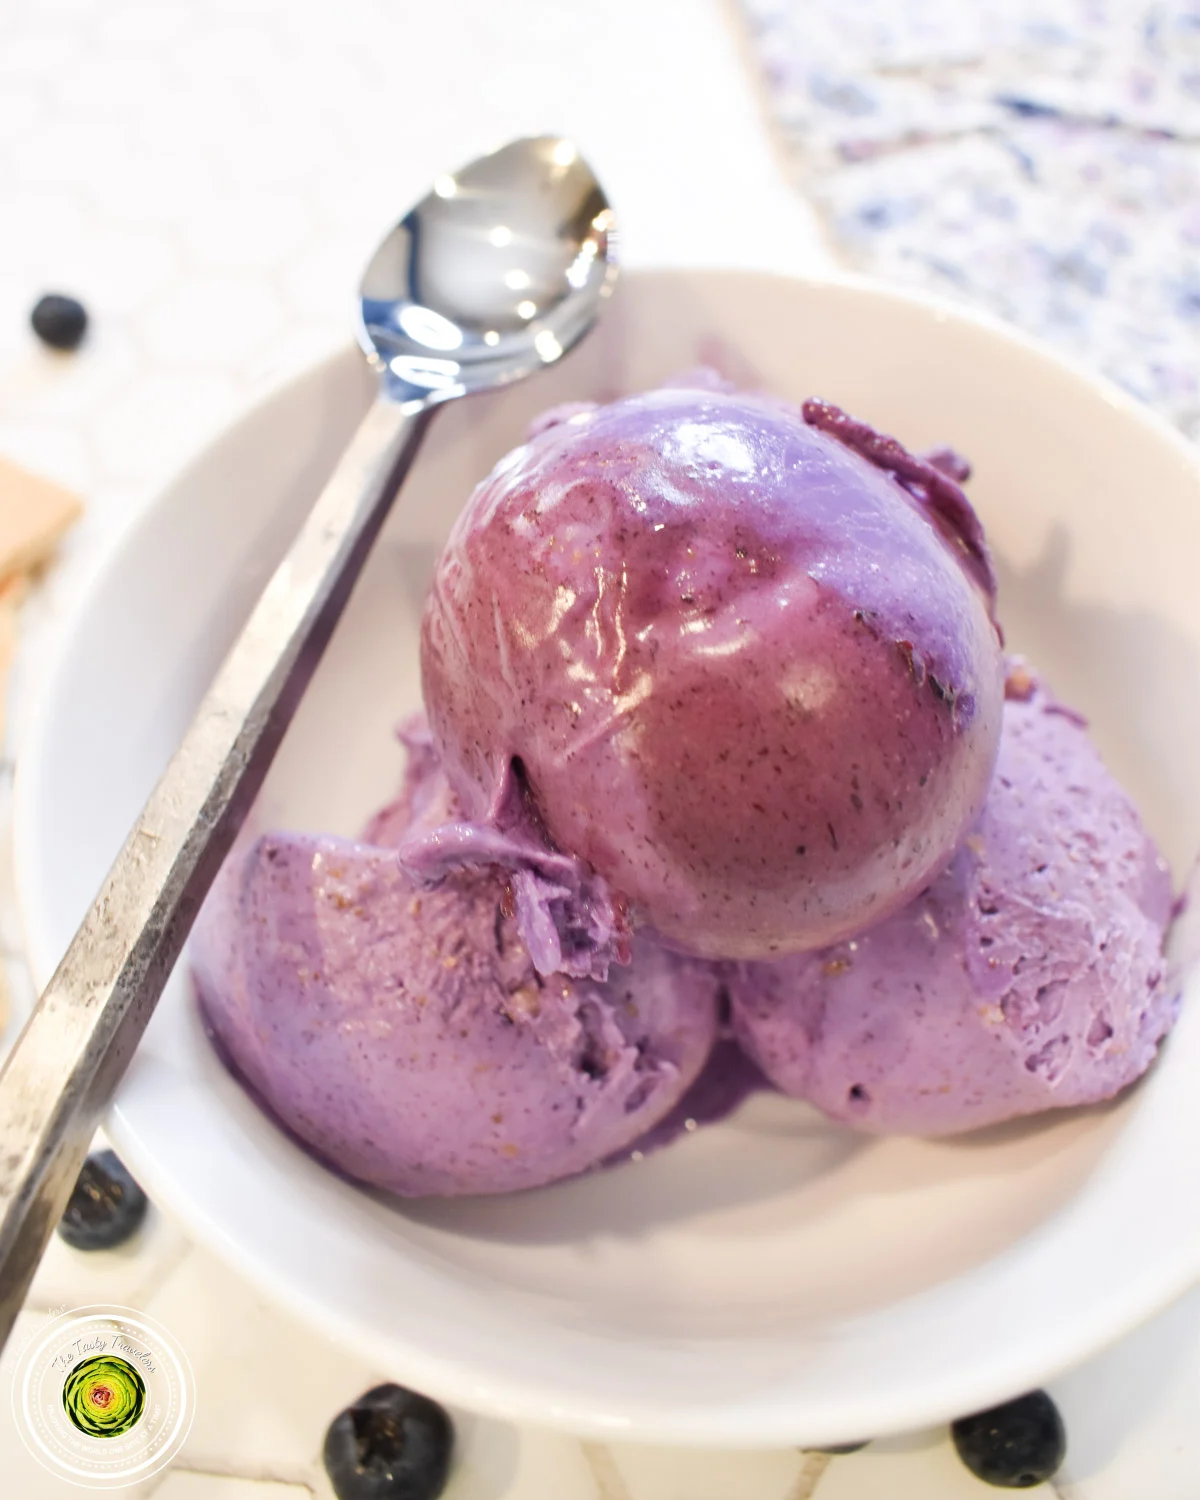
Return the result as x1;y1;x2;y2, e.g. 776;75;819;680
741;0;1200;434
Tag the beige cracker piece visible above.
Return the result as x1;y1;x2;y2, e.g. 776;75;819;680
0;571;29;742
0;455;82;744
0;455;83;580
0;460;82;1035
0;575;24;1035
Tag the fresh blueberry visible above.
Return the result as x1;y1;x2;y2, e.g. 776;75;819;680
57;1149;149;1251
30;293;88;351
324;1383;453;1500
951;1390;1066;1488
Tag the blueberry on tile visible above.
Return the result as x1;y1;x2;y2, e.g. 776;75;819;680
30;293;88;350
324;1383;453;1500
57;1149;149;1251
951;1389;1066;1488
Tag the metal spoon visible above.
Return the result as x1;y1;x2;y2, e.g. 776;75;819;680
0;135;616;1342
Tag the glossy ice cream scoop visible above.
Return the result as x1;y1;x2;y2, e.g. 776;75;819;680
190;728;721;1197
421;386;1005;961
728;668;1178;1135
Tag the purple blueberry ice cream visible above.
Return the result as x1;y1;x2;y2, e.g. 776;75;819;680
193;377;1182;1197
727;667;1178;1135
190;725;722;1197
420;386;1005;962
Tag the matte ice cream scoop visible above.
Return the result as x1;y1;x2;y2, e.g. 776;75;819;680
420;386;1005;962
190;728;722;1197
728;668;1178;1135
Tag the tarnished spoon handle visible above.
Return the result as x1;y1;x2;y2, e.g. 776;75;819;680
0;393;433;1345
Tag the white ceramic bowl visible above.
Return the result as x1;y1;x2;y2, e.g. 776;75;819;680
15;269;1200;1448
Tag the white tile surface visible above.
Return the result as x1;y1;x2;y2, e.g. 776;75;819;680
437;1420;600;1500
603;1441;806;1500
156;1478;311;1500
0;0;1198;1495
145;1249;382;1477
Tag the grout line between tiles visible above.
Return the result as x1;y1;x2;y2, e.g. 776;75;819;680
580;1441;634;1500
785;1451;833;1499
167;1457;316;1492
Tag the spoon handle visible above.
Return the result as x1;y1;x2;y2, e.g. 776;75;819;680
0;393;432;1342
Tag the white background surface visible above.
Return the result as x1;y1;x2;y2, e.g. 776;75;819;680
1;0;1198;1495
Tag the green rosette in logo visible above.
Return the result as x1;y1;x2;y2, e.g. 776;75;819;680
62;1354;147;1438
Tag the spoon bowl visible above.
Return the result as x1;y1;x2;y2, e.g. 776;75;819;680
358;135;616;406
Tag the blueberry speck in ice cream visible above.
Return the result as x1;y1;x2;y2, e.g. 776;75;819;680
57;1149;148;1251
323;1383;453;1500
951;1390;1066;1488
30;293;88;351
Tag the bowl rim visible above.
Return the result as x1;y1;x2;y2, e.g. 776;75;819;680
13;264;1200;1448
